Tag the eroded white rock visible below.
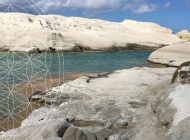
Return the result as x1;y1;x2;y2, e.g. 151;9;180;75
0;13;182;52
168;85;190;126
176;30;190;41
148;42;190;66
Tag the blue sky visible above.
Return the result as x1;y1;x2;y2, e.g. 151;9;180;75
0;0;189;32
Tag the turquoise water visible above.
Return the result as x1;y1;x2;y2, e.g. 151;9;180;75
64;51;151;72
0;51;151;121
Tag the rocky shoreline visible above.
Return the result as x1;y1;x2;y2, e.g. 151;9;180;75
0;13;190;140
0;54;190;140
0;73;88;132
0;65;187;140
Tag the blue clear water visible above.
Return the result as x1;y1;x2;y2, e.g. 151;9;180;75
64;51;152;72
0;51;151;120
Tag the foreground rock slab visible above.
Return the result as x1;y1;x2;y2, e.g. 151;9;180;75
152;84;190;140
0;67;176;140
0;13;182;52
148;42;190;67
151;63;190;140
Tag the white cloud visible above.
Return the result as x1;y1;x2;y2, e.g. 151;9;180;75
36;0;159;15
164;2;171;8
134;4;157;14
0;0;162;15
37;0;124;11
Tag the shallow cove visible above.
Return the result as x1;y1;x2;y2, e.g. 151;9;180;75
0;50;152;131
64;50;152;72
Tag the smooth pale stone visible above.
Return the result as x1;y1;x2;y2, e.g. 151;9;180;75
0;13;182;52
168;85;190;126
154;85;190;140
151;84;190;127
165;117;190;140
148;42;190;67
176;30;190;41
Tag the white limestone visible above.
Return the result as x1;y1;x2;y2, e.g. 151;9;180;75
168;85;190;126
176;30;190;41
0;13;182;52
148;42;190;66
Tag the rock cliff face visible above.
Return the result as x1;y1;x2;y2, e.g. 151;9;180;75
0;13;181;52
148;42;190;67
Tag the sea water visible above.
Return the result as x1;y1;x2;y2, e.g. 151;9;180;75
64;51;151;72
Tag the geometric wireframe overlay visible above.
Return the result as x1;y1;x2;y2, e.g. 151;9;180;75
0;52;64;131
0;0;64;131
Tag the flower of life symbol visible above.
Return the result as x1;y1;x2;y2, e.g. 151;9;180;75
0;0;64;132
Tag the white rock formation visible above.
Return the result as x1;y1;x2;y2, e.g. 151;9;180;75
176;30;190;41
168;85;190;126
151;84;190;140
151;63;190;140
148;42;190;66
0;67;176;140
0;13;182;52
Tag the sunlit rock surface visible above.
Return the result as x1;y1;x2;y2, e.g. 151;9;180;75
0;13;181;52
148;42;190;67
176;30;190;41
151;63;190;140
